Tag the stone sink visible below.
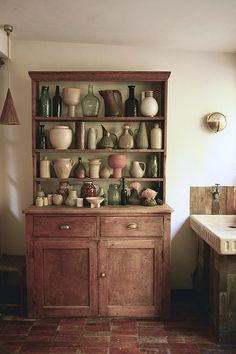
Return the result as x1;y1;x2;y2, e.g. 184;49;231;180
190;214;236;255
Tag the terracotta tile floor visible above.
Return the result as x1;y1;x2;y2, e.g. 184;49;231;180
0;292;235;354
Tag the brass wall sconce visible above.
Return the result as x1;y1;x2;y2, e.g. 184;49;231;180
206;112;227;133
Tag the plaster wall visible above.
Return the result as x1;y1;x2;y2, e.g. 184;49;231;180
0;40;236;288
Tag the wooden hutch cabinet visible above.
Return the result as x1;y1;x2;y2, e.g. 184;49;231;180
24;71;173;318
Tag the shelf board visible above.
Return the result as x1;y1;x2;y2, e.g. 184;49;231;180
34;148;165;153
34;116;165;122
35;177;164;182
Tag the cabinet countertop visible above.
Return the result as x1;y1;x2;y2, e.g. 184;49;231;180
23;204;174;215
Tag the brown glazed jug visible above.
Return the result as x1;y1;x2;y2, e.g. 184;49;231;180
99;90;123;116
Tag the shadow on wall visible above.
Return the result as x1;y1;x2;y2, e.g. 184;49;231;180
171;219;197;289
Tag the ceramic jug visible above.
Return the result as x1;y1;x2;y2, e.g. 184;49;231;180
134;122;149;149
65;190;78;207
99;90;123;116
118;124;134;149
40;156;51;178
87;127;98;150
98;125;117;148
130;161;146;178
140;90;158;117
53;158;75;179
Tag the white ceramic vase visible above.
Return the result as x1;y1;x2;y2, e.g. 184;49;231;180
140;91;158;117
50;126;72;150
88;159;101;179
62;87;80;117
53;158;75;179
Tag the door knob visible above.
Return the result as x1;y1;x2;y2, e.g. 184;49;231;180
100;272;106;278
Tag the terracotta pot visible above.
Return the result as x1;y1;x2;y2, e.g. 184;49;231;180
49;126;72;150
108;154;126;178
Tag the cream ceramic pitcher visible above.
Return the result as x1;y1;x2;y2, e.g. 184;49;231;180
130;161;146;178
53;158;75;179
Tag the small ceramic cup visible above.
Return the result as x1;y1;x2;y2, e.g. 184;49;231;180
76;197;84;208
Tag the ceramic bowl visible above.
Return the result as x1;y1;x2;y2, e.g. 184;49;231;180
86;196;104;208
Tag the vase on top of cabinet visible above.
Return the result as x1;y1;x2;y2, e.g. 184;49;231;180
82;84;100;117
99;90;123;116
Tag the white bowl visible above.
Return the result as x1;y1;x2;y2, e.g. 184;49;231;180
86;197;104;208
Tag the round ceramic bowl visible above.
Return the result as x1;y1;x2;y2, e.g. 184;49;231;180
86;196;104;208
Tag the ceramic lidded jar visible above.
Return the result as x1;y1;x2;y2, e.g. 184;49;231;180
88;158;101;179
49;126;72;150
81;181;97;205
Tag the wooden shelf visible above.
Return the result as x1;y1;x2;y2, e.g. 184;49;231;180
35;116;165;122
34;148;165;153
35;177;164;183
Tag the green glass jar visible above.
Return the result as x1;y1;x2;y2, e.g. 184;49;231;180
108;184;120;205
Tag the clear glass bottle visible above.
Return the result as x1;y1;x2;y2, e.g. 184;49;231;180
52;85;62;117
82;84;100;117
37;124;47;149
147;155;158;178
108;184;120;205
74;157;86;179
39;86;51;117
125;85;138;117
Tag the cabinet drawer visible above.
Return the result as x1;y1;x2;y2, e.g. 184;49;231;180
101;216;163;237
33;216;97;237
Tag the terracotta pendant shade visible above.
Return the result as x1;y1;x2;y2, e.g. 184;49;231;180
0;88;20;125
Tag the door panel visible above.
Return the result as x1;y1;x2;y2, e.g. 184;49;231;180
99;239;162;317
34;240;97;317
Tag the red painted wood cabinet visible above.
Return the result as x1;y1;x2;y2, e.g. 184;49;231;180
24;206;172;318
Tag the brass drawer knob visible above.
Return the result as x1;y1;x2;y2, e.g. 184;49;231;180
59;224;70;230
100;272;106;278
127;222;137;229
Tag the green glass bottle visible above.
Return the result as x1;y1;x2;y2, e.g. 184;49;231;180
82;84;100;117
39;86;51;117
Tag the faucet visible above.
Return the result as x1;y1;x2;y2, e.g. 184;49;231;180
212;183;220;214
212;183;220;200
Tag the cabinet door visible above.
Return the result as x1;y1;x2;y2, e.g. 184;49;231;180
99;239;162;317
34;240;97;317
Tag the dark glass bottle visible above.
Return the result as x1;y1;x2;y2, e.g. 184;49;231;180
39;86;51;117
37;124;47;149
125;85;138;117
120;178;127;205
52;85;62;117
74;157;86;178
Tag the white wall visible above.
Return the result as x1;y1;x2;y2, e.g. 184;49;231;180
1;40;236;288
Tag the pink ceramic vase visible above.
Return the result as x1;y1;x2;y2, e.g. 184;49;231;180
108;154;126;178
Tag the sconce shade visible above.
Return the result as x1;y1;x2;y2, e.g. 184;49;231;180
0;88;20;125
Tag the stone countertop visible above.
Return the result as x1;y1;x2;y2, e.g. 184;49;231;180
190;214;236;255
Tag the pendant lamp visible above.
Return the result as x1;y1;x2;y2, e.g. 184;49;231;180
0;25;20;125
